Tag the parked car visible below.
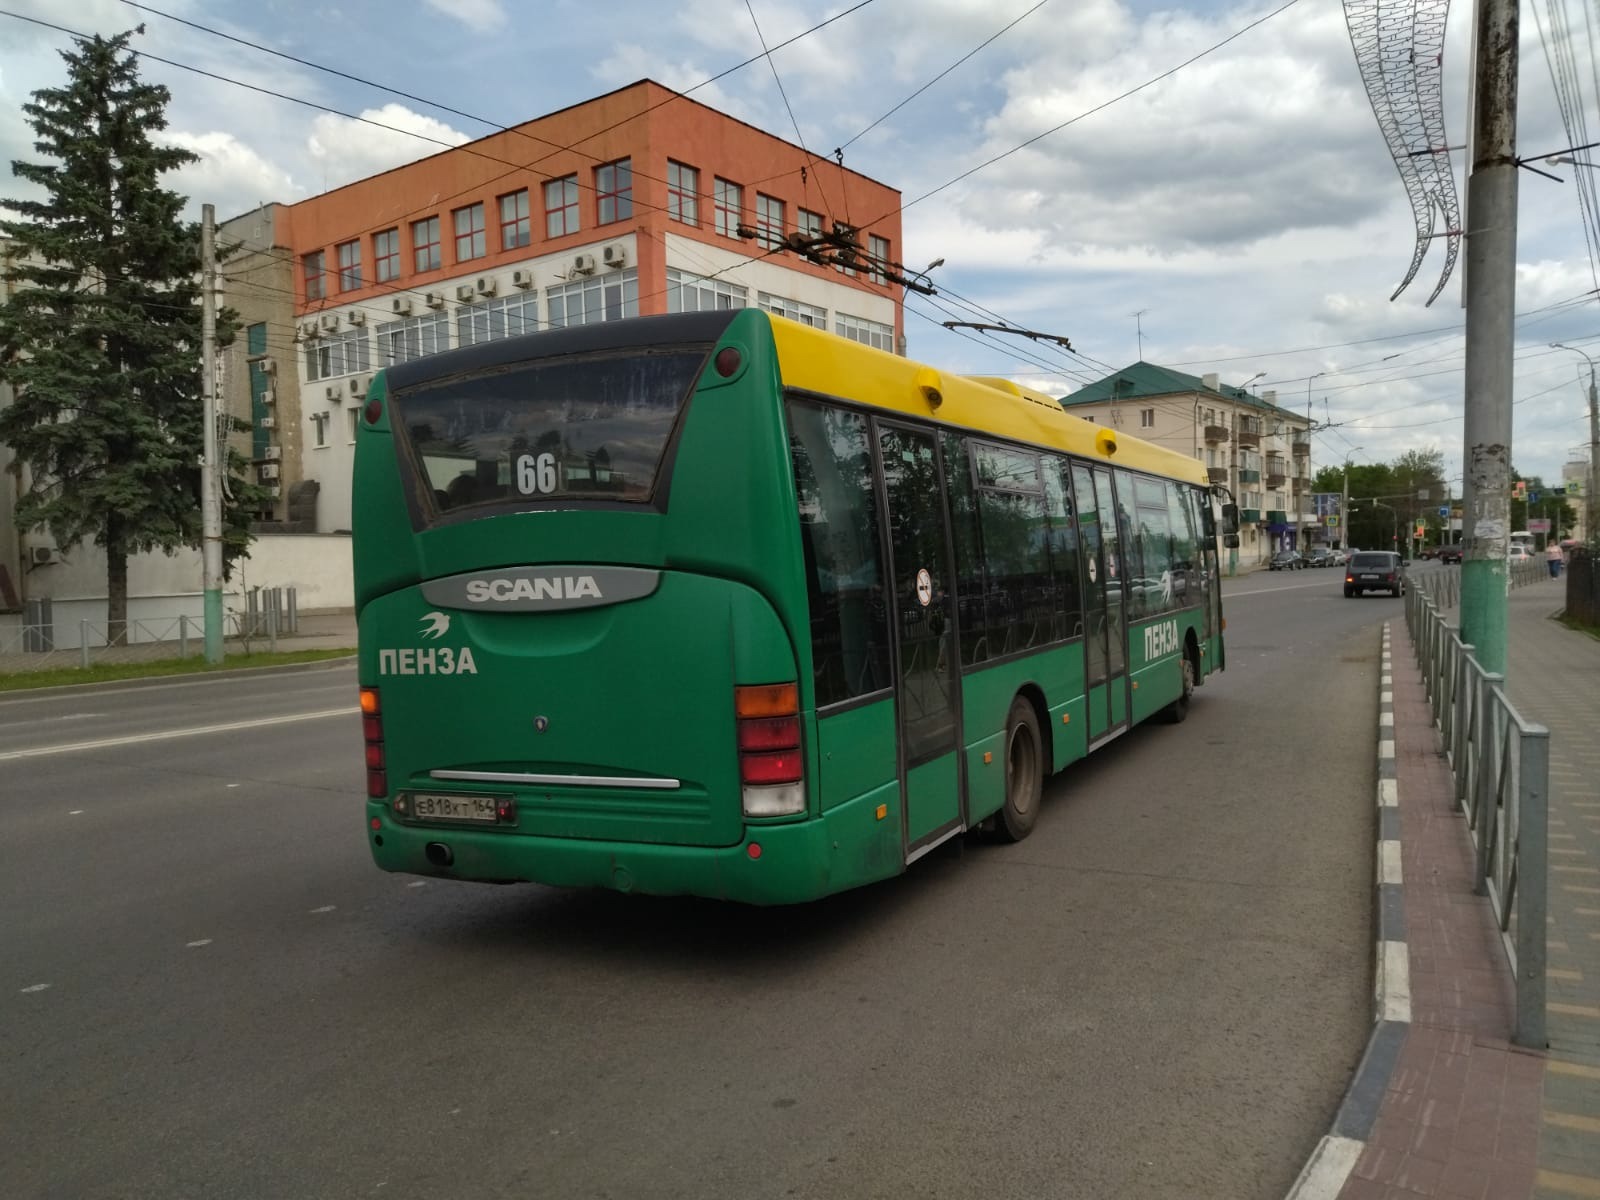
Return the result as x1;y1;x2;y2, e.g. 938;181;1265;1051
1306;546;1336;568
1269;550;1305;571
1508;544;1533;565
1328;548;1349;566
1418;546;1438;560
1437;544;1462;564
1345;551;1406;597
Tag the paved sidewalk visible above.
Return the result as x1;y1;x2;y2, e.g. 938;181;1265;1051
1330;575;1600;1200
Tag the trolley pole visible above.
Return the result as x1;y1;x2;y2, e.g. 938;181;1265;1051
1459;0;1519;676
200;204;224;665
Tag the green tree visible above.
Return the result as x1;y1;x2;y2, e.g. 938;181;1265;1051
0;30;260;644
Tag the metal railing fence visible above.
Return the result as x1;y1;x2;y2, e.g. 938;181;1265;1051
0;587;300;674
1405;575;1549;1048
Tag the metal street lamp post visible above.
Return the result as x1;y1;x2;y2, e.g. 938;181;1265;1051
1549;342;1599;545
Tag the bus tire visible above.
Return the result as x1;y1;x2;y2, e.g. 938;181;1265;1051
1163;644;1197;724
996;697;1043;843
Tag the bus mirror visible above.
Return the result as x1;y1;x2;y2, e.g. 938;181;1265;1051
913;367;943;410
1220;502;1240;534
1224;533;1241;549
1095;428;1117;458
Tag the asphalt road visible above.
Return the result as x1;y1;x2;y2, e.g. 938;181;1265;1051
0;564;1412;1200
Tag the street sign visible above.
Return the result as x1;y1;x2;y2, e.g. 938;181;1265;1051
1528;518;1552;533
1438;505;1449;517
1326;515;1340;527
1568;481;1583;495
1530;491;1540;504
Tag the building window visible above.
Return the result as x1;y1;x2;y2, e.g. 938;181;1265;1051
348;407;360;443
666;267;748;313
311;411;328;448
835;313;894;352
375;310;450;365
335;240;362;292
412;217;441;273
596;158;632;224
545;175;579;238
868;234;890;284
667;161;698;225
756;194;785;250
546;267;639;328
798;208;823;240
714;177;742;237
302;250;326;301
498;189;530;250
374;229;400;283
454;203;486;262
304;326;371;382
457;290;539;347
1140;408;1155;428
757;291;825;328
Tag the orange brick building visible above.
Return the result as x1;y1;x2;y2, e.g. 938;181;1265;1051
265;80;904;531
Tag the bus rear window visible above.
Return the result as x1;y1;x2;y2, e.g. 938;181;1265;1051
392;348;708;513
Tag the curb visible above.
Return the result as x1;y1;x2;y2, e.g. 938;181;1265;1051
0;652;356;700
1284;621;1411;1200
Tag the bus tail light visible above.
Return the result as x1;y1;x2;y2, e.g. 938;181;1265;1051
736;683;805;818
362;687;387;798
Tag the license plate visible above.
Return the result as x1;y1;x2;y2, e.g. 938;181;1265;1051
1361;574;1379;580
408;793;498;823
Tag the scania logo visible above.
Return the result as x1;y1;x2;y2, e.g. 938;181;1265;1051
420;565;661;613
465;576;602;604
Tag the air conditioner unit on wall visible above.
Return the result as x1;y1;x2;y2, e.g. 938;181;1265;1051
266;484;282;499
391;296;413;316
350;375;367;398
346;309;365;326
476;275;497;297
264;446;282;460
319;313;341;332
30;545;59;567
325;383;343;403
602;243;627;269
261;356;277;376
455;283;475;302
425;292;446;309
260;415;276;429
261;385;276;406
298;318;320;340
512;268;534;289
260;463;280;480
571;253;596;276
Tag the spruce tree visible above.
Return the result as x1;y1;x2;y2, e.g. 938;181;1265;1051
0;29;258;645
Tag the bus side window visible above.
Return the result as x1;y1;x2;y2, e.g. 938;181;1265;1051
785;400;893;706
942;433;989;667
1112;470;1146;621
1043;456;1084;641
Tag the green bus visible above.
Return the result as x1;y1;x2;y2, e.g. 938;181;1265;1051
354;309;1237;904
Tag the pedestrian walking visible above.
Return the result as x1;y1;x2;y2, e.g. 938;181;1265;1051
1546;541;1564;578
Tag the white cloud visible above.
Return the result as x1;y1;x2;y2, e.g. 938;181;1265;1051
162;130;304;221
305;104;471;191
422;0;507;33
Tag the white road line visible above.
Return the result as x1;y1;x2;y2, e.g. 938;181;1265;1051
68;809;83;815
1379;712;1395;728
19;983;50;993
0;706;357;762
1284;1135;1364;1200
1378;779;1398;808
1379;739;1395;760
186;939;212;948
406;881;427;888
0;665;354;708
1379;840;1404;885
310;905;336;914
1225;578;1349;598
1378;939;1412;1023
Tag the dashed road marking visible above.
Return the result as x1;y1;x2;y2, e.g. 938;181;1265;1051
19;983;50;994
310;905;336;914
68;810;83;815
186;939;212;948
407;881;427;888
0;706;357;762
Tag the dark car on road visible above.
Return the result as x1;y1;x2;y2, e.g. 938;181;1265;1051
1437;544;1462;564
1345;551;1406;597
1269;550;1305;571
1306;546;1336;568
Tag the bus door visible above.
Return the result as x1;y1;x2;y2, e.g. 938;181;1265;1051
876;421;964;857
1190;488;1221;670
1073;464;1130;744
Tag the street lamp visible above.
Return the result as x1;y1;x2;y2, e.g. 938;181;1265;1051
1340;447;1365;551
1550;342;1599;544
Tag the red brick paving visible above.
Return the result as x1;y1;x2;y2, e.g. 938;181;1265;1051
1336;621;1545;1200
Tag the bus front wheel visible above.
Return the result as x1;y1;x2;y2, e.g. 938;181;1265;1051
1163;646;1197;724
996;697;1043;843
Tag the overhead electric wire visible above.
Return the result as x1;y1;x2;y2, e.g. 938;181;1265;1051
742;0;837;223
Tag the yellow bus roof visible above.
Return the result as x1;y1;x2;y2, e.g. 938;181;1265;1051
767;316;1208;487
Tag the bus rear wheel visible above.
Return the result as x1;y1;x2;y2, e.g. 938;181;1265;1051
1163;648;1197;724
996;697;1043;843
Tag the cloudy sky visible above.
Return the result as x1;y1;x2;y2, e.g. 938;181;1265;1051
3;0;1598;489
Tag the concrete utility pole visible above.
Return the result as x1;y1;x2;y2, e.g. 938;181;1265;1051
200;204;223;665
1458;0;1519;676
